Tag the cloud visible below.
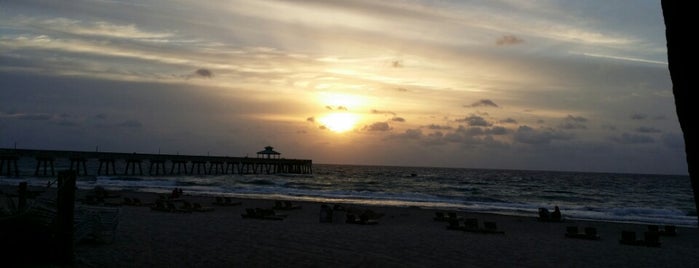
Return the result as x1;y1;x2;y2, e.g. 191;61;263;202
466;99;498;108
391;117;406;122
371;109;396;116
496;35;524;46
364;122;392;131
326;106;348;111
194;68;213;78
456;115;491;127
306;116;315;123
610;133;655;144
500;118;517;124
514;125;572;145
391;60;403;68
425;124;452;130
486;126;508;135
559;115;587;130
390;129;423;139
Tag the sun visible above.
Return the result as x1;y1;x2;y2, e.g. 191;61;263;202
318;113;359;133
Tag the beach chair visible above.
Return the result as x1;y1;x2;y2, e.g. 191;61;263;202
619;230;660;247
648;224;677;236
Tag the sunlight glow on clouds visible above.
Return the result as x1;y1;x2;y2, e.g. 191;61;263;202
0;0;686;174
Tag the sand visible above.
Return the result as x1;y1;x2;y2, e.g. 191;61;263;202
4;186;699;267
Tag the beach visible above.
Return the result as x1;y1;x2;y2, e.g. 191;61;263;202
55;189;697;268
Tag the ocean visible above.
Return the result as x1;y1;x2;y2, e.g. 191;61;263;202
1;162;696;227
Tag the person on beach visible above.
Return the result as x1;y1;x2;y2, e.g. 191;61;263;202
551;206;562;221
538;207;550;220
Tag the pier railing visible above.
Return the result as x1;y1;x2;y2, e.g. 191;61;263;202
0;148;312;177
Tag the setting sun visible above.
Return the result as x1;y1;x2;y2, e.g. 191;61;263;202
318;113;359;133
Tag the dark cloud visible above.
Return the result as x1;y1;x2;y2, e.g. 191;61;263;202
610;133;655;144
514;125;572;145
500;118;517;124
364;122;391;131
456;126;484;136
390;129;423;139
391;60;403;68
195;68;213;78
306;116;315;123
391;117;405;122
395;87;408;92
486;126;508;135
456;115;491;127
559;115;587;130
636;126;661;133
466;99;498;108
496;35;524;46
425;124;452;130
326;106;348;111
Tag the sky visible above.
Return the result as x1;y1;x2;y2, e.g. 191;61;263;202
0;0;687;175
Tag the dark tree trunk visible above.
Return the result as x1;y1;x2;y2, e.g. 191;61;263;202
661;1;699;226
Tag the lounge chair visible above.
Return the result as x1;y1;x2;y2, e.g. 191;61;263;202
619;230;661;247
565;226;600;240
648;224;677;236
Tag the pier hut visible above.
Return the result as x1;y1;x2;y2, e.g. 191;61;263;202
257;146;281;159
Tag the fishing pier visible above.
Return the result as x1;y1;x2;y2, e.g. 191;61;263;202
0;147;312;177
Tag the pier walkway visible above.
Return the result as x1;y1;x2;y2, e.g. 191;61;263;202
0;148;312;177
